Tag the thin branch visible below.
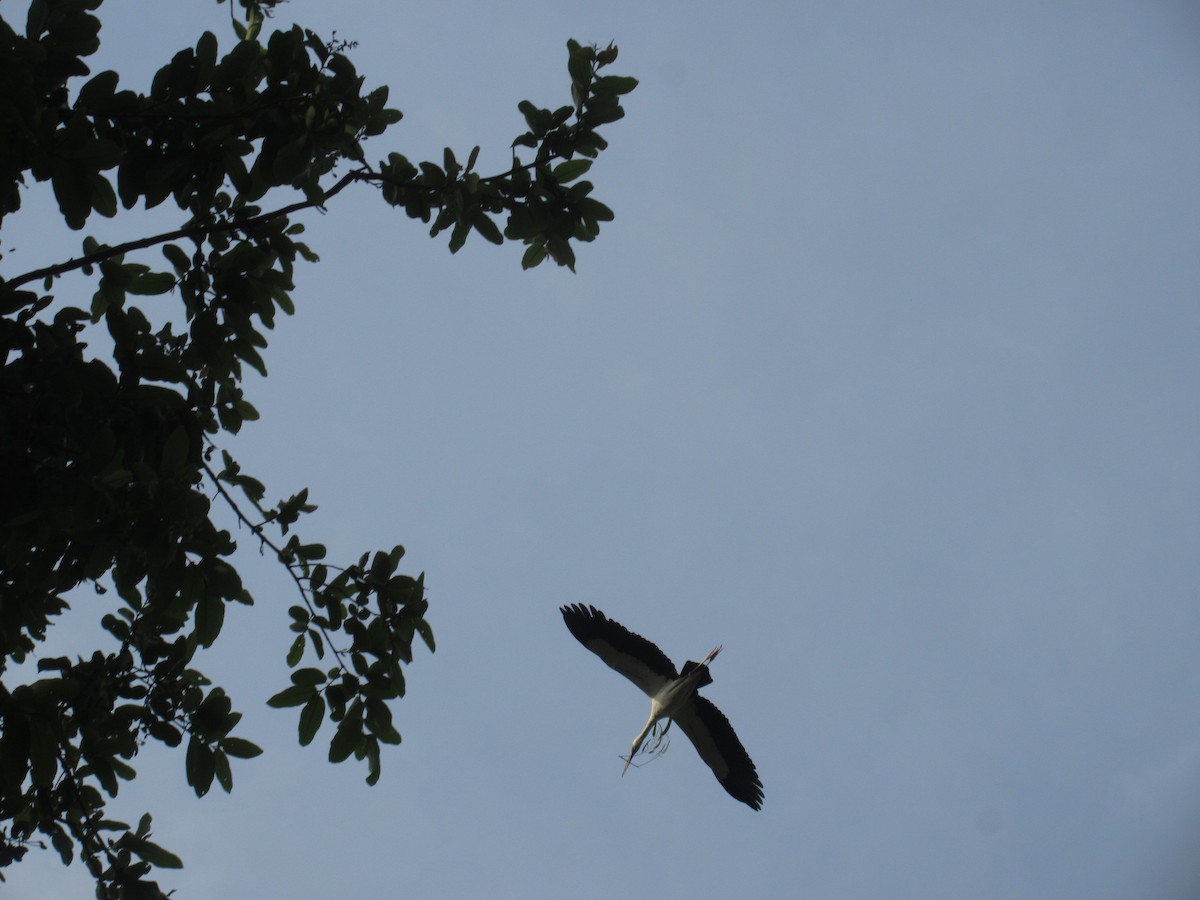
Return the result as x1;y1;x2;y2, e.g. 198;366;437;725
198;455;350;679
356;143;576;193
6;169;366;291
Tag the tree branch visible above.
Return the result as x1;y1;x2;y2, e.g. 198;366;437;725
5;169;366;291
198;454;351;680
6;144;581;296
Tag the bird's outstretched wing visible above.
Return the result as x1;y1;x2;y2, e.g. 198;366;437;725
673;695;764;810
560;604;677;695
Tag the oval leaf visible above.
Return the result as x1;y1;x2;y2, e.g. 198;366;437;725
298;694;326;746
552;159;592;184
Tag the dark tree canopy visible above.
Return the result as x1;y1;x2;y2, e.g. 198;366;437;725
0;0;635;894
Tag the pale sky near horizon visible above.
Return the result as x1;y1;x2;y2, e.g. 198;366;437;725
4;1;1200;898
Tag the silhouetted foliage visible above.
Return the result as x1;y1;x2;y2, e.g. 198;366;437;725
0;0;634;893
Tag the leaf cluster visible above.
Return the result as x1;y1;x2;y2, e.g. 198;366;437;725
266;545;432;785
0;1;633;893
372;39;635;271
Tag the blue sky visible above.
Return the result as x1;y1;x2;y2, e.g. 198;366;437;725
5;1;1200;897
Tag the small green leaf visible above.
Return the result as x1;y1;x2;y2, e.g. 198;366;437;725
568;49;593;87
50;825;74;865
162;243;190;273
365;739;382;786
286;633;305;666
90;174;118;218
365;699;402;745
521;242;547;270
147;720;182;747
194;593;225;648
244;10;262;41
131;838;184;869
473;215;503;245
308;628;326;659
127;271;177;295
52;164;91;229
448;221;469;254
418;161;446;186
186;736;215;797
221;737;263;759
213;749;233;793
196;31;218;80
593;75;639;95
552;159;592;184
577;197;615;222
328;715;360;763
546;236;577;272
267;684;315;708
415;618;436;653
297;542;325;561
290;667;328;687
298;694;325;746
311;564;328;589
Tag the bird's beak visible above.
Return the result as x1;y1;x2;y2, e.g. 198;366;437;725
621;754;633;777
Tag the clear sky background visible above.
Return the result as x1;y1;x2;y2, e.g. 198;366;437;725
5;0;1200;897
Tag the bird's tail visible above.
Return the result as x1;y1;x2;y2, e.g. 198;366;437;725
681;645;721;688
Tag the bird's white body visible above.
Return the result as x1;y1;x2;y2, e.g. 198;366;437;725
624;645;721;774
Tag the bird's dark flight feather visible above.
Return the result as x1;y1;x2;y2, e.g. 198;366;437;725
560;604;678;681
674;695;764;810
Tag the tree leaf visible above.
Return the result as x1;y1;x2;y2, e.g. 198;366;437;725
127;271;176;295
328;714;360;763
290;667;328;686
521;242;547;270
286;633;306;666
213;749;233;793
567;48;593;87
448;221;469;254
162;243;190;273
130;838;184;869
472;215;503;245
221;737;263;759
577;197;615;222
194;593;225;648
298;694;325;746
267;684;315;708
552;159;592;184
185;736;215;797
593;74;639;95
50;824;74;865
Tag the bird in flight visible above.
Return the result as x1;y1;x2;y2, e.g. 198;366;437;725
560;603;763;810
